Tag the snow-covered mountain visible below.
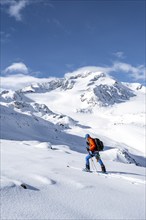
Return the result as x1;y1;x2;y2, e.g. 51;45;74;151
20;71;137;106
1;68;145;162
1;68;146;219
16;69;145;153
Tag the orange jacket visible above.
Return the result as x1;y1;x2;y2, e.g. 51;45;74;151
87;137;96;152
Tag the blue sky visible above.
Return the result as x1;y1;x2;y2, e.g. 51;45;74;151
0;0;145;85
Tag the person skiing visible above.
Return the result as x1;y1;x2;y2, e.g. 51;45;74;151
84;134;106;173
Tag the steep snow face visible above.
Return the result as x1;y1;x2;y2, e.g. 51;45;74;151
66;71;136;107
80;81;135;107
0;104;47;141
0;89;82;139
0;104;85;152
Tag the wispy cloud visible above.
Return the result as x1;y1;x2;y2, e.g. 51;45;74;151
0;0;29;21
0;31;11;43
0;74;50;91
1;0;55;21
52;18;70;35
8;0;28;21
113;51;125;59
66;62;146;81
96;62;145;81
112;62;146;81
3;62;29;74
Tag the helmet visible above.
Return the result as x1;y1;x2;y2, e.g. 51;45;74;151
85;134;90;139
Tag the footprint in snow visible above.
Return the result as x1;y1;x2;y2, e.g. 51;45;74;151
1;176;23;189
0;177;39;191
35;142;52;149
32;175;56;185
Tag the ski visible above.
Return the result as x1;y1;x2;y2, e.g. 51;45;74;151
67;165;108;176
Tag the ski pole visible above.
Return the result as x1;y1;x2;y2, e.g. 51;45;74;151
91;158;97;172
90;158;94;171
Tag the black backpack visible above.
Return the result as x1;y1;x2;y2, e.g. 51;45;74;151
94;138;104;151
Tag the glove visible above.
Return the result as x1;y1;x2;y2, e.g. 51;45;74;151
86;147;89;152
89;151;92;156
86;141;89;146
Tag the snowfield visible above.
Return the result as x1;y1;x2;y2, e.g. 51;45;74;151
1;140;145;220
1;68;146;219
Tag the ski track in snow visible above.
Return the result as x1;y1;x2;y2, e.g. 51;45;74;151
67;165;146;185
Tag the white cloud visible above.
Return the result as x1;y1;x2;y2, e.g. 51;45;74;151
8;0;28;21
112;62;146;80
65;62;146;81
1;0;54;21
0;74;51;91
4;62;29;74
0;0;28;21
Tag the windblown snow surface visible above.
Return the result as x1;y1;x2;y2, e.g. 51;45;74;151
1;68;146;220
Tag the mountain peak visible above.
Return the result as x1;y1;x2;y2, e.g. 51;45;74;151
14;68;137;107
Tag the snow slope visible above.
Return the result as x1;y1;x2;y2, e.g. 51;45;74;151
23;68;145;154
1;67;146;219
1;140;145;219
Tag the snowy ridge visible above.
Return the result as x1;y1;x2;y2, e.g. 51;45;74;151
123;82;145;92
103;148;140;166
20;70;136;106
0;90;27;102
0;91;79;131
20;79;63;93
20;78;76;93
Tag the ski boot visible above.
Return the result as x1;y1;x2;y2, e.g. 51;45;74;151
101;165;106;173
83;164;90;172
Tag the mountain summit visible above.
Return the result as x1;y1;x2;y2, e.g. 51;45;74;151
20;69;137;107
